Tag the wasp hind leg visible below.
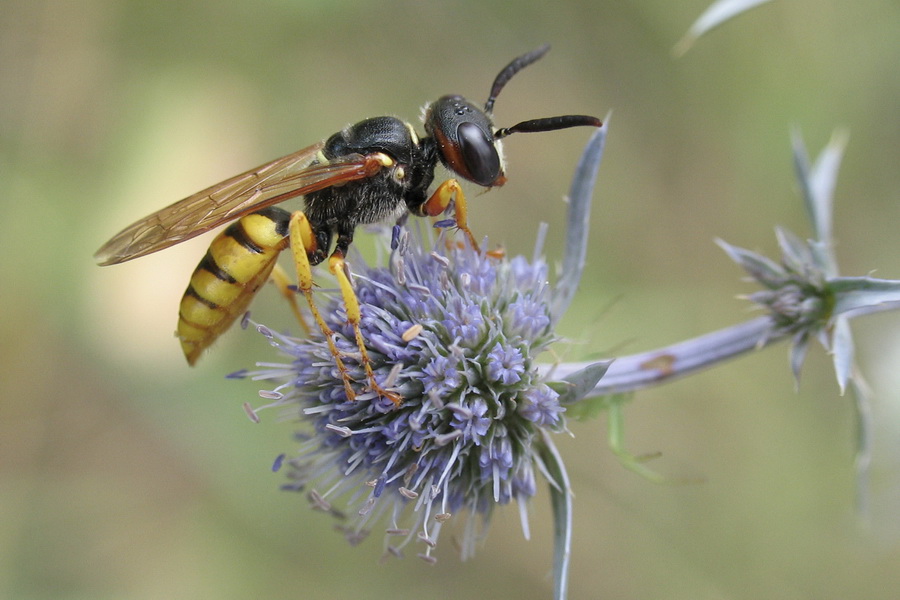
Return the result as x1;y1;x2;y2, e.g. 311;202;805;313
269;264;311;336
288;212;401;406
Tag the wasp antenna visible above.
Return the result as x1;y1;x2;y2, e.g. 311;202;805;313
484;44;552;114
494;114;602;139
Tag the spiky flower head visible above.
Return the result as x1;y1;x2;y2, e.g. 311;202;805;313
239;230;566;562
724;227;834;337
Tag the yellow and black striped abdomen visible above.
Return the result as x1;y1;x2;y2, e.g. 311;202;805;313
177;207;291;365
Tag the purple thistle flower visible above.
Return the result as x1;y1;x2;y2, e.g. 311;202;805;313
241;229;563;562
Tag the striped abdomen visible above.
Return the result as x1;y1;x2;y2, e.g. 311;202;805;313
177;207;291;365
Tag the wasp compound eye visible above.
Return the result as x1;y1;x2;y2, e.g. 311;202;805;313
456;121;501;187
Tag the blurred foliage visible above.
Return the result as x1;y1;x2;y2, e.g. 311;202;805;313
2;0;899;598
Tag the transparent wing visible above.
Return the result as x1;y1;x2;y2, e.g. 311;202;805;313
95;142;383;265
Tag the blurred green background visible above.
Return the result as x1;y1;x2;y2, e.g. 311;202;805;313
3;1;899;598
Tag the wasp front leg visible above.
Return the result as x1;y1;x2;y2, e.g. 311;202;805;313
415;179;480;252
288;213;401;406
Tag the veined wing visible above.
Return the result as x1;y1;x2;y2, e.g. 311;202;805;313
95;142;382;265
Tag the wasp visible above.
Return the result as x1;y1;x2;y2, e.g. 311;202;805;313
95;44;602;405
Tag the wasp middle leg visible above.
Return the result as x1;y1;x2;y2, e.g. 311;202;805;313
288;212;402;406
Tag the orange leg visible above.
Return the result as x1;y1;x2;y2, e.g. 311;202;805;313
420;179;480;252
419;179;505;258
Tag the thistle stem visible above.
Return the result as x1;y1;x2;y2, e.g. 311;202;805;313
543;316;782;396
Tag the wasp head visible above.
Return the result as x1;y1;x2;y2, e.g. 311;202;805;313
424;95;506;188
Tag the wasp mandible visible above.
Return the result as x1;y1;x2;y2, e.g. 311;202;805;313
95;44;602;405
